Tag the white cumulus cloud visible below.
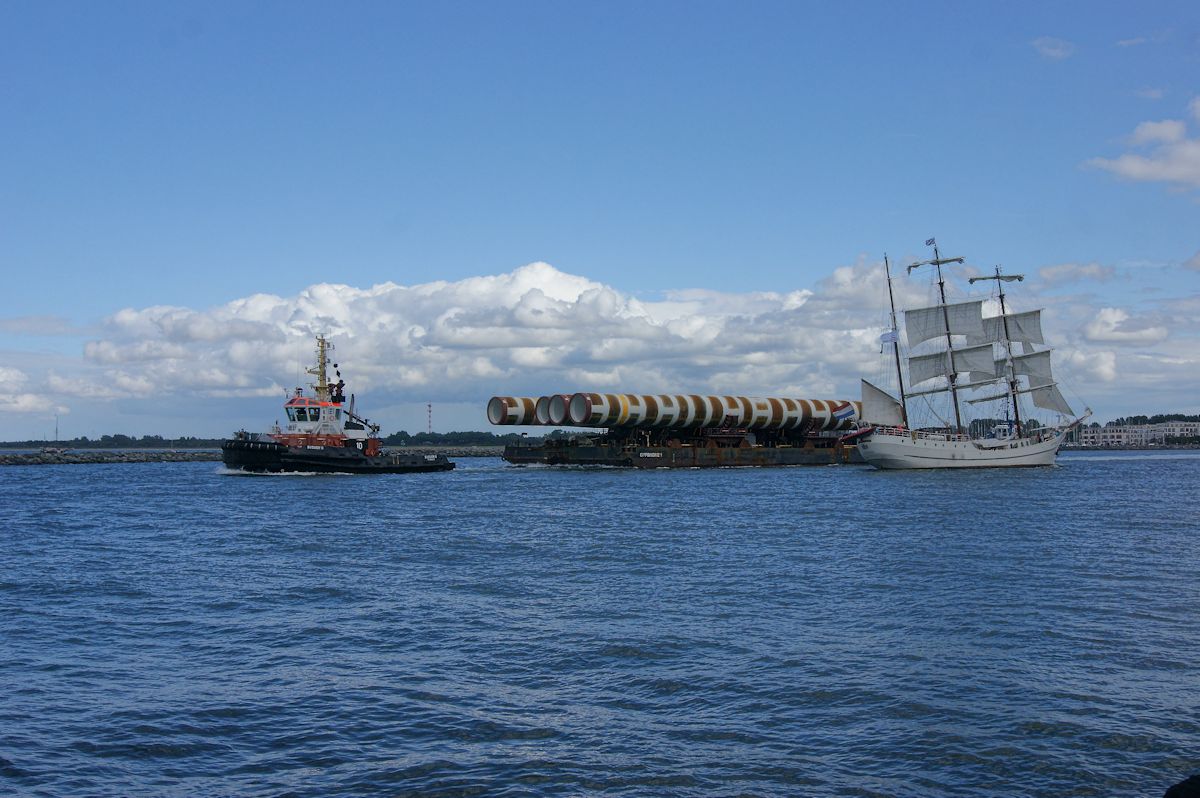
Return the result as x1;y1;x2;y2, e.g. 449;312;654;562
0;394;53;413
0;368;66;414
78;262;891;406
6;258;1197;435
1089;107;1200;189
0;316;80;336
1130;119;1186;144
1038;263;1115;285
1031;36;1076;60
0;367;29;387
1058;348;1118;382
1083;307;1169;344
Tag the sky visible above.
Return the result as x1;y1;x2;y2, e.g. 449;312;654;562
2;1;1198;439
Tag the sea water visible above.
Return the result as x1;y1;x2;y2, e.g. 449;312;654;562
2;452;1198;797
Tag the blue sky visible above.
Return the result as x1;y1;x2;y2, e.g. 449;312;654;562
2;2;1198;439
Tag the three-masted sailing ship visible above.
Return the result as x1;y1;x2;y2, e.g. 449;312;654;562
858;239;1090;469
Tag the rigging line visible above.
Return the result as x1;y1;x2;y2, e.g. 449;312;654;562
918;394;954;430
1048;350;1087;406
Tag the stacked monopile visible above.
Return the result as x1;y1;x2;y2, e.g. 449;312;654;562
487;393;861;431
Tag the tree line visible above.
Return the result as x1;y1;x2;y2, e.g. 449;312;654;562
1102;413;1200;427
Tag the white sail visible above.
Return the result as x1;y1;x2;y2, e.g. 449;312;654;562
1030;382;1073;415
1012;350;1054;382
904;300;985;346
967;347;1053;388
969;363;1003;383
968;310;1044;346
953;344;997;376
861;380;905;426
907;343;996;387
908;351;951;386
966;380;1073;416
969;355;1006;384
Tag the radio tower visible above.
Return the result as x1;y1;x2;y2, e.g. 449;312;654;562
427;402;432;435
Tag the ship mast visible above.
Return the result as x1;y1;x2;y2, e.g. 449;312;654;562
968;266;1025;436
306;335;335;403
883;254;909;427
908;239;965;433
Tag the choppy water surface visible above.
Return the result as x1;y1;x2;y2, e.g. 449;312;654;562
2;452;1198;797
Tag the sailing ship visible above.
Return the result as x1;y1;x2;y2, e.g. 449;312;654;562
221;335;455;474
857;239;1090;469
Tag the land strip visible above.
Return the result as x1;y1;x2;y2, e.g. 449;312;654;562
1;446;505;466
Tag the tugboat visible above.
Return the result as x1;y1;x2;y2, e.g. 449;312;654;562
221;335;455;474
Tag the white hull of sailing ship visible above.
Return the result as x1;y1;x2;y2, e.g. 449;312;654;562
857;426;1065;469
858;241;1088;471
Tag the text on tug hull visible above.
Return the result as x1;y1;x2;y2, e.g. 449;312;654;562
490;392;865;468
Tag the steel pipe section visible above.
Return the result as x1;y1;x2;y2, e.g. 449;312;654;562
566;393;862;431
535;394;573;425
547;394;572;426
486;396;541;426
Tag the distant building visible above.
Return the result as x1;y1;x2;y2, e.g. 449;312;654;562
1075;421;1200;447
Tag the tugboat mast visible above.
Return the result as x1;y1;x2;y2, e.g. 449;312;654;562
306;335;335;403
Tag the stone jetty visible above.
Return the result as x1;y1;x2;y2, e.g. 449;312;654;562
1;450;221;466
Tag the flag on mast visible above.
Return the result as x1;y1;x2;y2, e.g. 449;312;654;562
925;237;936;246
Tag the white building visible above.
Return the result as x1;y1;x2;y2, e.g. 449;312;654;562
1076;421;1200;447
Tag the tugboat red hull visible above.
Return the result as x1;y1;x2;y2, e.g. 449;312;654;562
221;439;455;474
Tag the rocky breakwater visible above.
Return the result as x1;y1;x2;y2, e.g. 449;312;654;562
1;450;222;466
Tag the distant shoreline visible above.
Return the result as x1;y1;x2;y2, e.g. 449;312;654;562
0;446;506;467
1062;444;1200;452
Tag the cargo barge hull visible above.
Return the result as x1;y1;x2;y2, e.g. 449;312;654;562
503;439;862;468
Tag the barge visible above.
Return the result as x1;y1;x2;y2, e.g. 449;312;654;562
503;430;861;468
490;392;865;468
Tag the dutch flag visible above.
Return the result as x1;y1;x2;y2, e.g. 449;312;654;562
832;402;855;422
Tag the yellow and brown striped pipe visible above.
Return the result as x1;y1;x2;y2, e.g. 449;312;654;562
488;393;862;431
